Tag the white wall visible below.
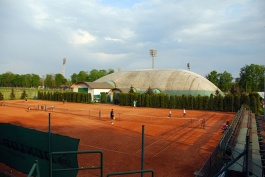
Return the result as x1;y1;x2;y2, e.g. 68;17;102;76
93;89;111;95
72;83;111;102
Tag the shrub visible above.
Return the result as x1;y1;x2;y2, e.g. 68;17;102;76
20;90;28;99
10;88;16;100
100;92;107;103
0;92;4;100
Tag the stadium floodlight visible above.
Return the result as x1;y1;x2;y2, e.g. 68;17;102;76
62;58;66;77
149;49;157;69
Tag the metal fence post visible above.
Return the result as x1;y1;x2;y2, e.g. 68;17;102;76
246;134;250;177
141;125;145;177
48;113;52;177
36;160;40;177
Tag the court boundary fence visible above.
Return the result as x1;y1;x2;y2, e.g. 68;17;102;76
27;131;155;177
194;105;263;177
50;150;103;177
194;106;245;177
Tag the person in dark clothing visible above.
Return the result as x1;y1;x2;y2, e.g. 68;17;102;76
110;109;114;124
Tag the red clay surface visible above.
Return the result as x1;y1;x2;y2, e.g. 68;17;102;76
0;100;235;177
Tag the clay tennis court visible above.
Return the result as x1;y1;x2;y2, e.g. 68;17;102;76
0;100;235;177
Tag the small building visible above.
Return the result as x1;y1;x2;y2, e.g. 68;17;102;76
71;82;114;102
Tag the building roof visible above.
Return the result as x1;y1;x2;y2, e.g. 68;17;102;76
111;88;131;93
71;82;113;89
95;69;222;96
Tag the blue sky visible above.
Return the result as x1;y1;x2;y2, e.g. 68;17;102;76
0;0;264;80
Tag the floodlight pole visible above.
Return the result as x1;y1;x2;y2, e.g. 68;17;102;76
152;57;154;69
62;58;66;77
149;49;157;69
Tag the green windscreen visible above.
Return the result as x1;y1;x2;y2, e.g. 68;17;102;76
78;88;88;93
0;123;80;177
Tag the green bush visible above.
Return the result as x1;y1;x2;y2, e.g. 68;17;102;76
175;96;181;109
197;95;203;110
218;95;224;111
101;92;107;103
250;95;257;113
203;96;209;110
182;95;187;109
35;89;258;114
241;93;250;106
187;95;194;110
233;94;241;112
145;94;150;107
20;90;28;99
140;94;146;107
169;95;175;109
0;92;4;100
224;94;234;112
10;88;16;100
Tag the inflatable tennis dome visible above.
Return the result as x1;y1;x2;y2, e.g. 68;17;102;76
95;69;222;96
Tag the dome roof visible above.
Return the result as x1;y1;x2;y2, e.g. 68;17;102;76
95;69;221;96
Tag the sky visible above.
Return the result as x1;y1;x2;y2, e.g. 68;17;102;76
0;0;264;80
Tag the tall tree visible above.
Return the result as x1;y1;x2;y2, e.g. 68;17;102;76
55;73;67;87
88;69;100;81
71;73;78;83
206;70;233;92
12;74;22;87
205;70;220;87
219;71;233;92
230;83;242;95
21;74;32;87
31;74;41;87
77;71;89;82
44;74;54;88
88;69;108;81
236;64;265;92
0;72;14;87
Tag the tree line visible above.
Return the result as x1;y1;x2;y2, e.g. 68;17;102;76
0;69;114;88
206;64;265;93
0;64;264;93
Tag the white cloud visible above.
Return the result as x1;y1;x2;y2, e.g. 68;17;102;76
69;29;97;45
26;1;50;29
95;52;127;60
0;0;264;79
104;37;124;42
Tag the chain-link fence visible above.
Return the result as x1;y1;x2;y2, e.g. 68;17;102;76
195;106;263;177
194;106;245;176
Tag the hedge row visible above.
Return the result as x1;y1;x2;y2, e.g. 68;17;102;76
38;91;92;103
116;92;261;113
37;91;262;114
